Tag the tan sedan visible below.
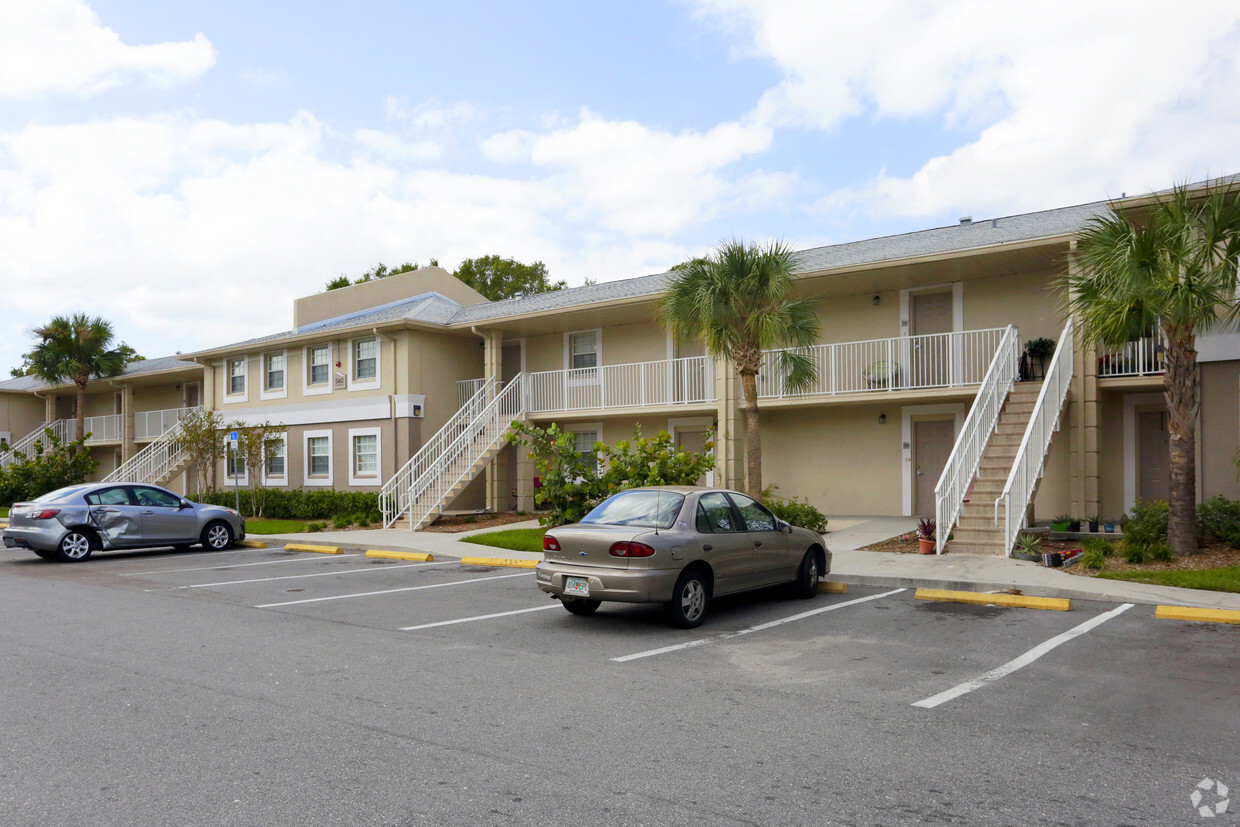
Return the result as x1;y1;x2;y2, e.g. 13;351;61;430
535;487;830;628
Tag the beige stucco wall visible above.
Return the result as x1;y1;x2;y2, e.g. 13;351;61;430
962;269;1064;344
293;266;487;328
1097;390;1127;520
1200;360;1240;501
215;418;403;493
0;392;45;445
1030;427;1072;521
133;383;186;412
813;290;902;343
408;331;484;433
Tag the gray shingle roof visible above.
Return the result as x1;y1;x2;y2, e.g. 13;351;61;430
0;354;199;393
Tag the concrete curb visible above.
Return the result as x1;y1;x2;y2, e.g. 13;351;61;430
283;543;343;555
1155;605;1240;625
820;581;848;594
459;556;539;569
366;550;434;562
915;588;1072;611
236;540;268;549
835;572;1207;608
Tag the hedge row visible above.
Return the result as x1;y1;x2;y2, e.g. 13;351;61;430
196;488;380;520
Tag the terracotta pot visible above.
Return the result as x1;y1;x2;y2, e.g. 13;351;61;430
918;538;936;554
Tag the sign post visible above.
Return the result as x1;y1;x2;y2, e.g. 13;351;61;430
229;431;240;513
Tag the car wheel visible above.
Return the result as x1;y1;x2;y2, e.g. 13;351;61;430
792;550;820;599
32;549;56;560
200;521;233;551
562;598;601;616
55;531;94;563
665;569;711;629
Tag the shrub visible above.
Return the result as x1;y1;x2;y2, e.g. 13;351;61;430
763;486;829;533
1121;540;1151;564
0;430;97;506
195;488;380;520
1148;540;1173;563
1198;496;1240;548
351;512;371;528
463;514;478;524
1014;533;1042;555
332;513;351;529
1081;548;1106;570
1082;536;1115;557
306;522;326;533
1124;499;1168;545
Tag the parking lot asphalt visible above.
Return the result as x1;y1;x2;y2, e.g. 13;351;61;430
1;542;1237;826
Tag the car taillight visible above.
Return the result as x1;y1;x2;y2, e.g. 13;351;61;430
543;535;561;552
30;509;61;519
609;541;655;558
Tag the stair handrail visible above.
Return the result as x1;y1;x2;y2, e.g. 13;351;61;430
102;406;202;484
401;374;526;530
995;319;1074;555
933;325;1021;553
380;378;499;528
0;421;52;469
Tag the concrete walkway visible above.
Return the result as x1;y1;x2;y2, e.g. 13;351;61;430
251;516;1240;611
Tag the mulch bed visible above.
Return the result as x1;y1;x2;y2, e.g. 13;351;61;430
421;512;541;533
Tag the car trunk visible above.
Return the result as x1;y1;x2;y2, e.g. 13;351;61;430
542;524;649;570
6;503;39;527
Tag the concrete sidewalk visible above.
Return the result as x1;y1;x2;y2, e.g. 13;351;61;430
251;516;1240;611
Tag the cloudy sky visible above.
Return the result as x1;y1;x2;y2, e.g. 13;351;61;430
3;0;1239;372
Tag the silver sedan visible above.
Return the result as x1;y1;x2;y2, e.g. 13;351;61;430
536;487;830;628
3;483;246;562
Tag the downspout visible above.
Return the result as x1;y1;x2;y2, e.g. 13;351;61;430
373;327;399;477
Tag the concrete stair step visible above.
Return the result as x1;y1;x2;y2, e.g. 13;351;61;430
946;541;1005;555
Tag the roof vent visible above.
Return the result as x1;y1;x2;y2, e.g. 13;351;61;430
959;216;972;225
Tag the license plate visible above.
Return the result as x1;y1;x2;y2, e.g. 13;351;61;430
564;576;590;597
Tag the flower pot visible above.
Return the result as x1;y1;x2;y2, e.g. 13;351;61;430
1088;521;1099;533
1069;520;1081;532
1104;523;1115;533
918;538;936;554
1051;521;1071;532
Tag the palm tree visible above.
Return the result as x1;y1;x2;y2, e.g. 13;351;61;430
27;314;127;446
1061;182;1240;556
659;239;821;497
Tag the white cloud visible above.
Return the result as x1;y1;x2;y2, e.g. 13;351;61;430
239;69;284;89
693;0;1240;218
0;0;215;98
384;97;477;131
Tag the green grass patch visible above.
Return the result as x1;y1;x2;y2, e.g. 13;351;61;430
461;527;547;553
1097;567;1240;594
245;518;315;535
0;507;8;518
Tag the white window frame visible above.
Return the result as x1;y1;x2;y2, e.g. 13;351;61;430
303;343;333;397
260;350;288;400
223;357;249;403
564;329;601;387
348;336;381;391
303;429;334;487
567;422;603;476
225;447;249;487
348;426;382;486
261;432;288;487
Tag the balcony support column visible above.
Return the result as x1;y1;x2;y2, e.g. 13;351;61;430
119;384;135;463
715;355;746;492
480;329;505;512
1067;252;1101;520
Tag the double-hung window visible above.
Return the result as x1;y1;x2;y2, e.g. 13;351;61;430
354;338;377;381
309;345;330;386
265;353;285;391
227;358;246;395
569;331;598;375
308;437;330;476
265;437;286;478
572;429;600;474
348;427;381;485
227;453;246;479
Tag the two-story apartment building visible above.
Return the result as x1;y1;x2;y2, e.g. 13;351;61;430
2;180;1238;555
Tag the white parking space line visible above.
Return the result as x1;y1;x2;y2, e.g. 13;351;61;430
912;603;1135;710
179;560;444;589
611;588;906;663
401;604;561;631
123;547;271;563
121;554;363;576
254;571;533;608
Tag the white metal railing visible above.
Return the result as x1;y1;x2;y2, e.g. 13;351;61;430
103;407;202;484
60;414;123;443
134;406;198;440
933;325;1021;553
524;356;714;413
1097;332;1165;377
0;422;51;469
458;378;488;409
381;379;499;528
996;320;1075;555
758;328;1009;399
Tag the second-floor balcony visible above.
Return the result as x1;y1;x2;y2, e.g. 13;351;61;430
757;327;1010;400
134;407;199;440
1097;334;1166;378
525;355;715;414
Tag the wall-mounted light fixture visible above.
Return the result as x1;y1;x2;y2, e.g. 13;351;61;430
872;294;881;306
879;413;887;424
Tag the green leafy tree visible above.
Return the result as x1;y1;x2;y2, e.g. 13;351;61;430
26;314;127;445
232;422;285;517
507;423;715;526
0;429;97;506
659;239;820;497
11;340;143;379
1059;182;1240;556
325;260;438;291
454;255;566;301
179;408;230;491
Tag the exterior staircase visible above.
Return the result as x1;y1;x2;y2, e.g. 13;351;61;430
948;381;1042;554
102;408;200;486
0;422;51;469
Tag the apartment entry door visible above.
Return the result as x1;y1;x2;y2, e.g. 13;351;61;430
911;291;953;388
674;427;713;486
913;418;954;517
501;343;522;386
1138;410;1170;503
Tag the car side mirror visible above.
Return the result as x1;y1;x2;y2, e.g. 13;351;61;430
778;519;792;534
179;499;192;509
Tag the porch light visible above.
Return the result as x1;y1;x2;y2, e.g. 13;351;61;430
879;413;887;424
872;294;880;306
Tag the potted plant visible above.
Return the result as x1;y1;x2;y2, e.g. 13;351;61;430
917;518;937;554
1050;513;1072;532
1086;514;1100;533
1012;533;1042;563
1068;516;1081;532
1025;337;1056;379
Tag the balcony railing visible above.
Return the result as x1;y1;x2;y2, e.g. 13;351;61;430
61;415;123;443
134;407;198;440
757;328;1009;399
1097;334;1166;378
524;356;715;414
458;378;488;409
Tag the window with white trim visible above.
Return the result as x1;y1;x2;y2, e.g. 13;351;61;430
354;338;377;381
569;331;598;372
308;345;330;386
348;427;382;485
265;353;285;391
265;436;286;478
227;453;246;479
572;428;600;474
308;436;330;476
227;358;246;395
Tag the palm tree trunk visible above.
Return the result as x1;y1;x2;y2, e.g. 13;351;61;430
741;370;762;498
75;380;88;451
1163;330;1200;556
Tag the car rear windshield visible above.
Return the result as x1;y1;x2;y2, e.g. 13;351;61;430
32;486;90;503
580;490;685;529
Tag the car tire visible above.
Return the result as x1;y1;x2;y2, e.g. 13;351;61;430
665;569;711;629
55;530;94;563
792;550;820;599
33;549;56;560
200;521;234;551
562;598;601;616
172;544;193;551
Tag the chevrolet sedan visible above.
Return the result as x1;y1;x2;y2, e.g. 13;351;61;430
3;483;246;562
536;487;830;628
